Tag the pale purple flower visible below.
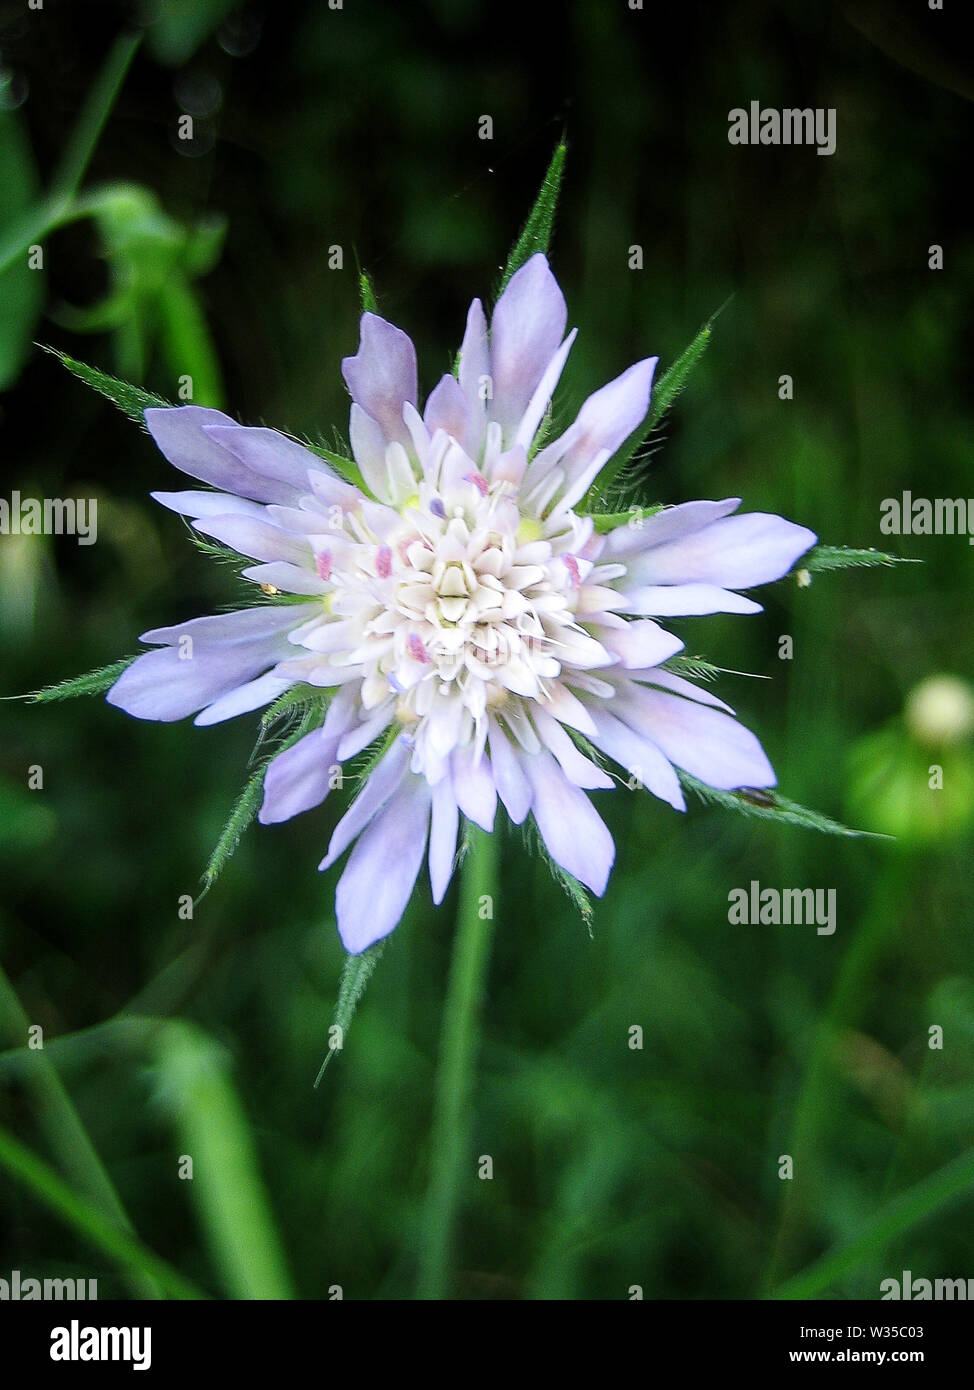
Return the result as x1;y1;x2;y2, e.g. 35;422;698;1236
107;254;815;953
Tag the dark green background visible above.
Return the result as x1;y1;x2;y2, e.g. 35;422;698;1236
1;0;972;1299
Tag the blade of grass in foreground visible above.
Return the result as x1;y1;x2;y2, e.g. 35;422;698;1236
0;1125;206;1300
772;1145;974;1299
0;962;160;1298
153;1021;295;1300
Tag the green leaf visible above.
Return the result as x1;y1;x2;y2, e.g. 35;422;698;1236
663;654;724;683
44;346;170;423
27;657;137;703
679;772;887;840
359;270;378;315
156;277;225;409
199;771;267;900
346;722;401;788
313;943;386;1087
301;439;368;493
585;318;713;507
201;695;331;898
800;544;921;574
259;684;324;732
589;504;665;532
498;141;567;294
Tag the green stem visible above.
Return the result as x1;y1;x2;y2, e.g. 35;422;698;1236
50;32;141;202
416;825;498;1300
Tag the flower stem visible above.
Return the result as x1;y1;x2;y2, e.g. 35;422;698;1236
416;824;498;1300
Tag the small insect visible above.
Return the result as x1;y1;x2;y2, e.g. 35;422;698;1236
260;582;279;595
737;787;777;807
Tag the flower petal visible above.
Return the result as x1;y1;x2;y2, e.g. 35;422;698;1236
625;583;763;616
241;562;329;595
529;357;657;511
532;708;614;789
335;775;431;953
614;685;776;790
151;490;267;519
202;424;330;500
194;670;292;725
424;373;475;455
193;514;313;567
341;313;417;450
514;327;577;451
603;499;741;559
487;716;532;824
488;254;567;443
587;708;686;811
626;512;817;590
429;776;459;904
259;727;341;824
458;298;489;409
349;403;394;502
318;738;411;870
145;407;298;505
600;618;683;670
523;749;614;895
108;609;311;723
450;744;497;831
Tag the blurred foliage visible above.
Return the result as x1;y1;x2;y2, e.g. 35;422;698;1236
0;92;44;389
1;0;973;1300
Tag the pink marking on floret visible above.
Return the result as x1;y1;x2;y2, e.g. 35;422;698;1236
407;633;431;664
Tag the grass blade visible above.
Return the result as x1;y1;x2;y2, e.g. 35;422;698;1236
153;1021;294;1300
0;1124;206;1300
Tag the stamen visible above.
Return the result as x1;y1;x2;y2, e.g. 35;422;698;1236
376;545;393;578
315;552;332;582
407;633;431;664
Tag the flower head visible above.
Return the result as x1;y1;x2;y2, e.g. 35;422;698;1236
108;255;815;952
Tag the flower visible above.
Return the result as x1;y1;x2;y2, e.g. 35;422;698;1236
107;254;815;952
